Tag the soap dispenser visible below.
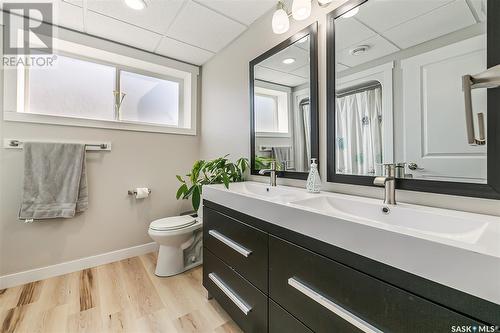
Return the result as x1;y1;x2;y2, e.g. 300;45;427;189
306;158;321;193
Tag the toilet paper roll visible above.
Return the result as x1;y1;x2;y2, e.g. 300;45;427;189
135;188;150;199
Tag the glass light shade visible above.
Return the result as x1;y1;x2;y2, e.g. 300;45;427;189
292;0;311;21
272;8;290;34
342;6;359;18
317;0;333;6
124;0;146;10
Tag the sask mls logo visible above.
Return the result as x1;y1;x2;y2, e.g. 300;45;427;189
3;2;53;55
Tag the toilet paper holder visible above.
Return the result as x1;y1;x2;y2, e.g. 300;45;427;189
128;189;152;195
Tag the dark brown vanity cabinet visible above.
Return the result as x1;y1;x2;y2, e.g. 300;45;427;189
202;201;498;333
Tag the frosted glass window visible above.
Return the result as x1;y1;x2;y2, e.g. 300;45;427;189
119;71;180;126
255;94;278;132
28;55;116;120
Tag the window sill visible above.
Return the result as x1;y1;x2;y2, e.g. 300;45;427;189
3;111;197;136
256;132;291;138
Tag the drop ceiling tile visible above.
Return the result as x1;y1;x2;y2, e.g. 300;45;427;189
86;11;162;52
336;35;399;67
156;36;214;65
255;66;308;87
335;17;376;50
258;45;309;73
194;0;275;25
469;0;487;22
291;64;310;79
355;0;454;33
166;0;246;53
51;1;84;31
86;0;185;34
383;0;476;49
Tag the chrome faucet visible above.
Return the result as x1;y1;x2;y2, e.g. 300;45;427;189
373;164;396;205
259;161;277;186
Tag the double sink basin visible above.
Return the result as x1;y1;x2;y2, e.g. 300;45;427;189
203;181;500;305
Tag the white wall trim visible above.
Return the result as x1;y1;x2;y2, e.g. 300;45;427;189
0;242;159;289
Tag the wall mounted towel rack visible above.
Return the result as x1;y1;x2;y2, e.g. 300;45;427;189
3;139;112;151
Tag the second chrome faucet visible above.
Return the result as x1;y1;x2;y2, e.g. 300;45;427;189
373;164;396;205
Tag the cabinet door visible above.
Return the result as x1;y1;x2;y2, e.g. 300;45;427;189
203;249;267;333
269;236;483;333
204;206;268;292
269;299;313;333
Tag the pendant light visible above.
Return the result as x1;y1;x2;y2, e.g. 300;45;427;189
272;2;290;34
292;0;311;21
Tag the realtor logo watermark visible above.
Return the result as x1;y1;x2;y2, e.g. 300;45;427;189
2;2;57;67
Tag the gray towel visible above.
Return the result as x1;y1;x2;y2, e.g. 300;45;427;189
19;142;88;220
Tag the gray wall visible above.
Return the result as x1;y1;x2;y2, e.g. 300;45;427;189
200;0;500;216
0;28;198;276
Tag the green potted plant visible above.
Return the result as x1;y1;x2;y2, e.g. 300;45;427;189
176;155;249;214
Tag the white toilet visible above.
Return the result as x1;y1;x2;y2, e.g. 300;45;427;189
148;215;203;277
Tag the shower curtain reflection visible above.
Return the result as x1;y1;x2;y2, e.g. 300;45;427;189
336;87;383;176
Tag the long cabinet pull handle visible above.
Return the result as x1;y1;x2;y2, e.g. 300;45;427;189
208;230;252;257
208;273;252;315
288;277;383;333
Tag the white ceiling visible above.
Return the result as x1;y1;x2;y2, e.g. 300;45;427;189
336;0;486;69
37;0;277;66
255;36;310;87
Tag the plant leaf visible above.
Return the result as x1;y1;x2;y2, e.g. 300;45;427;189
192;186;201;211
176;175;185;183
176;183;188;200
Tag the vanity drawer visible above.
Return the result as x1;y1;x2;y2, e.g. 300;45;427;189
203;206;268;292
269;299;313;333
269;236;483;333
203;249;267;333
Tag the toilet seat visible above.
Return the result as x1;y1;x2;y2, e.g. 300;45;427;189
149;215;197;231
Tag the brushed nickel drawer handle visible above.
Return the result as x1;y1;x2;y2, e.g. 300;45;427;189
288;277;382;333
208;273;252;315
208;229;252;257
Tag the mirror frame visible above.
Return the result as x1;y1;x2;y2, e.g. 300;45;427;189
326;0;500;199
250;22;319;180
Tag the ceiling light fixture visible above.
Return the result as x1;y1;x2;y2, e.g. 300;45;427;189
292;0;311;21
272;0;342;34
124;0;147;10
272;2;290;34
341;6;359;18
282;58;296;64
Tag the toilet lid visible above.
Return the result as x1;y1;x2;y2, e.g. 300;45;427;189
150;215;197;231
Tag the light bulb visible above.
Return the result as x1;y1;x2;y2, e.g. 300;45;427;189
292;0;311;21
282;58;296;64
317;0;332;6
272;8;290;34
124;0;146;10
341;6;359;18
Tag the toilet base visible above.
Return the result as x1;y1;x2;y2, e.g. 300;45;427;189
154;245;203;277
155;245;184;277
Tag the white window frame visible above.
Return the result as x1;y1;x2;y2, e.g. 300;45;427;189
254;83;291;138
3;28;199;135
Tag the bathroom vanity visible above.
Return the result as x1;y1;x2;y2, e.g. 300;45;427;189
202;182;500;333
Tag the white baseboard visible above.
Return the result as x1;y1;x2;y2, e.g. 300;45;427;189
0;242;159;289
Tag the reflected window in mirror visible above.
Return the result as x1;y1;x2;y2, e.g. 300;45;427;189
327;0;500;199
251;23;319;179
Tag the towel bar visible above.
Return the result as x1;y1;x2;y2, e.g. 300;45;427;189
3;139;112;151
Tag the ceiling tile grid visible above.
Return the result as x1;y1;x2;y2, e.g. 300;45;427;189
336;0;482;70
38;0;276;65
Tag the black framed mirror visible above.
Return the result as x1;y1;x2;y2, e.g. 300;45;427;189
250;23;319;180
327;0;500;199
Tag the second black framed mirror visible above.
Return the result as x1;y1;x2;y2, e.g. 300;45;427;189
250;22;319;180
326;0;500;199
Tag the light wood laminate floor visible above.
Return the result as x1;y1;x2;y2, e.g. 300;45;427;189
0;252;242;333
